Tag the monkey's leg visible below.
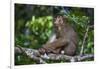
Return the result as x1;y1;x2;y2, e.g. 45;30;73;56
64;42;76;56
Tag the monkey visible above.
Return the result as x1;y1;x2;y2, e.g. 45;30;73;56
38;15;78;56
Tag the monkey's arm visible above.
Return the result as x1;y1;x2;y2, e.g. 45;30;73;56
38;37;68;54
43;37;68;50
39;37;69;54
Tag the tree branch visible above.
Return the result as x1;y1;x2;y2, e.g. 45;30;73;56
15;46;94;63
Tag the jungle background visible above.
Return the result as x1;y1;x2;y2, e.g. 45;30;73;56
15;4;94;65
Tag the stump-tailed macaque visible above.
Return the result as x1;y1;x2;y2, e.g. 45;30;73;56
39;15;78;56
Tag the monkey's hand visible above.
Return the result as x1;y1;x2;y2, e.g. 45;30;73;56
38;48;46;54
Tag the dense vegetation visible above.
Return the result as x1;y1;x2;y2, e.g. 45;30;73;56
15;4;94;65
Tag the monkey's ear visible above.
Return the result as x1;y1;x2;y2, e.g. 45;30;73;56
63;16;68;22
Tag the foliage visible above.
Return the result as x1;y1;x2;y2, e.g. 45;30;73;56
15;16;53;48
15;4;94;65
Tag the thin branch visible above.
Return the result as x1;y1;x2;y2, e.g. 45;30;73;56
89;25;94;28
15;46;94;63
80;26;89;55
80;24;94;56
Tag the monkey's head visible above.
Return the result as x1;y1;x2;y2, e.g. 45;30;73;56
53;15;67;27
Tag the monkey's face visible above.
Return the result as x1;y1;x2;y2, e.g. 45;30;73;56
54;16;64;27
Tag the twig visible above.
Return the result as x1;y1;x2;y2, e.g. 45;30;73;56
80;24;94;56
89;25;94;29
80;26;89;55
